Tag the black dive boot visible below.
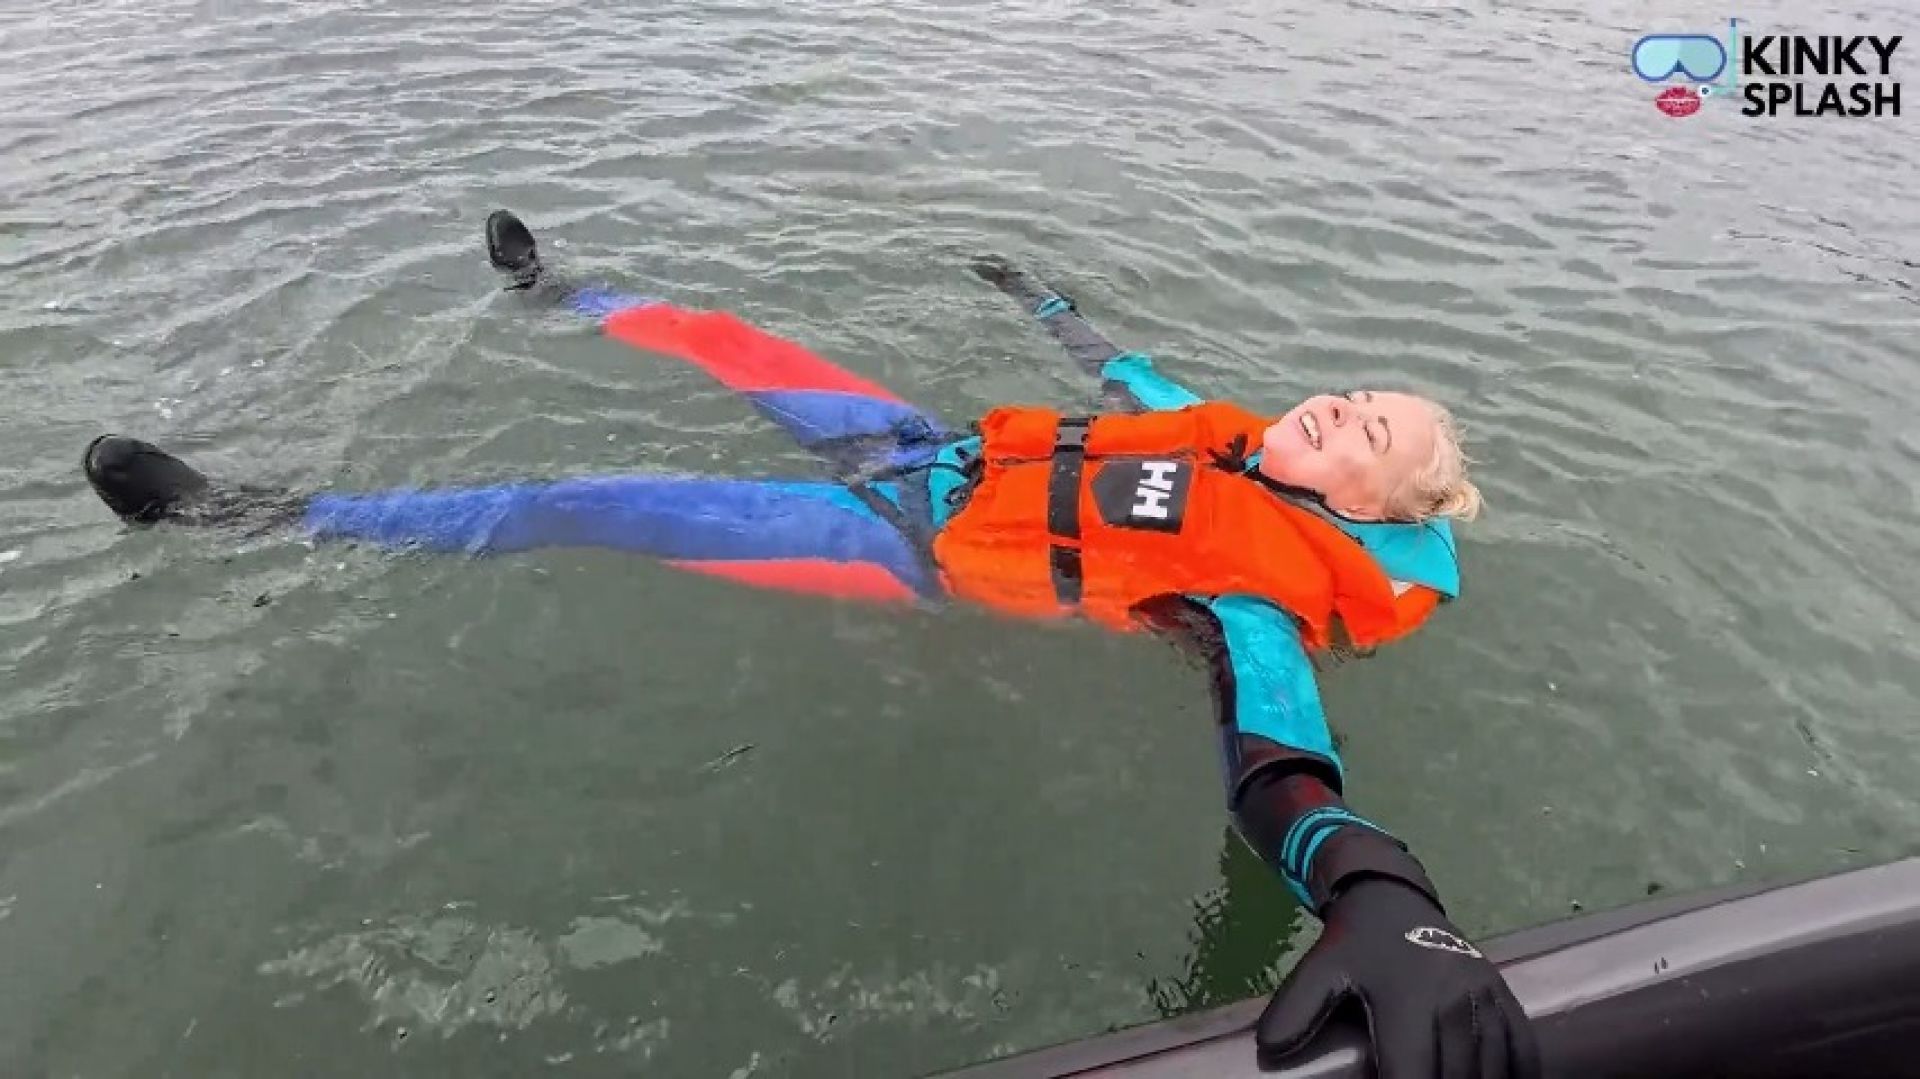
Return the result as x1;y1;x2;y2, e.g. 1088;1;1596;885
85;436;212;522
82;435;288;526
485;209;542;289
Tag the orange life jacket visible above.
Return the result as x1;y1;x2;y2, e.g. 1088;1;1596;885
929;401;1439;651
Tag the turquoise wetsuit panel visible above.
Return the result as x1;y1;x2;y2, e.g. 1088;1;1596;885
1101;353;1204;411
1238;449;1462;599
1340;517;1461;599
1196;594;1341;780
924;435;981;531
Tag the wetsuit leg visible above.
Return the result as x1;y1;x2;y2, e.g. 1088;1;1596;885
303;473;938;603
82;433;937;603
597;302;951;475
487;210;950;475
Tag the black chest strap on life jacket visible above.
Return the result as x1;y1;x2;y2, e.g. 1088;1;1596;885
1046;416;1092;607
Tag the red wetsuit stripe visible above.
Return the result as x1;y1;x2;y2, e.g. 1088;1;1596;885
662;558;919;604
604;304;903;401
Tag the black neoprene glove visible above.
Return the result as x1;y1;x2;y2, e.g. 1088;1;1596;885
1256;876;1543;1079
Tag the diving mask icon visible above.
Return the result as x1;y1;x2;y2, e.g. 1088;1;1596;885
1631;34;1729;82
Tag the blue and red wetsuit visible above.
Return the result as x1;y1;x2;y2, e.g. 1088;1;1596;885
300;272;1463;913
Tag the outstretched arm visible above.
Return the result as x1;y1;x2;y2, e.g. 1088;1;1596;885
1139;593;1541;1078
969;257;1203;413
1138;594;1428;905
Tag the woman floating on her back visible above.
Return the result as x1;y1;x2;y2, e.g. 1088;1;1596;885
84;211;1537;1079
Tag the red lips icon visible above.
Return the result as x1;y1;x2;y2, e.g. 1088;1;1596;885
1657;86;1702;117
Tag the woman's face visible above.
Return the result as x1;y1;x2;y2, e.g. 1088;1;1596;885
1258;390;1440;520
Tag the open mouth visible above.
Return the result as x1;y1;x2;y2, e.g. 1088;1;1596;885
1299;411;1322;450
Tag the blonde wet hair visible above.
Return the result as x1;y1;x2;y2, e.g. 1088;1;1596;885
1389;402;1483;523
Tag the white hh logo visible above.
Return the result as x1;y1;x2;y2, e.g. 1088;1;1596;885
1131;461;1181;519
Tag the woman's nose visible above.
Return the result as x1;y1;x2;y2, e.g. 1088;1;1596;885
1327;399;1348;426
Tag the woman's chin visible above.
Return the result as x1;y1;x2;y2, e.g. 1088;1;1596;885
1257;459;1305;488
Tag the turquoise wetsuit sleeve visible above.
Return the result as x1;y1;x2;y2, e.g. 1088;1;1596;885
1141;594;1433;911
1199;595;1342;786
1099;352;1205;412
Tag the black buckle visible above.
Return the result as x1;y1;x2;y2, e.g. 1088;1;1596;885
1049;546;1083;605
1055;416;1091;451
